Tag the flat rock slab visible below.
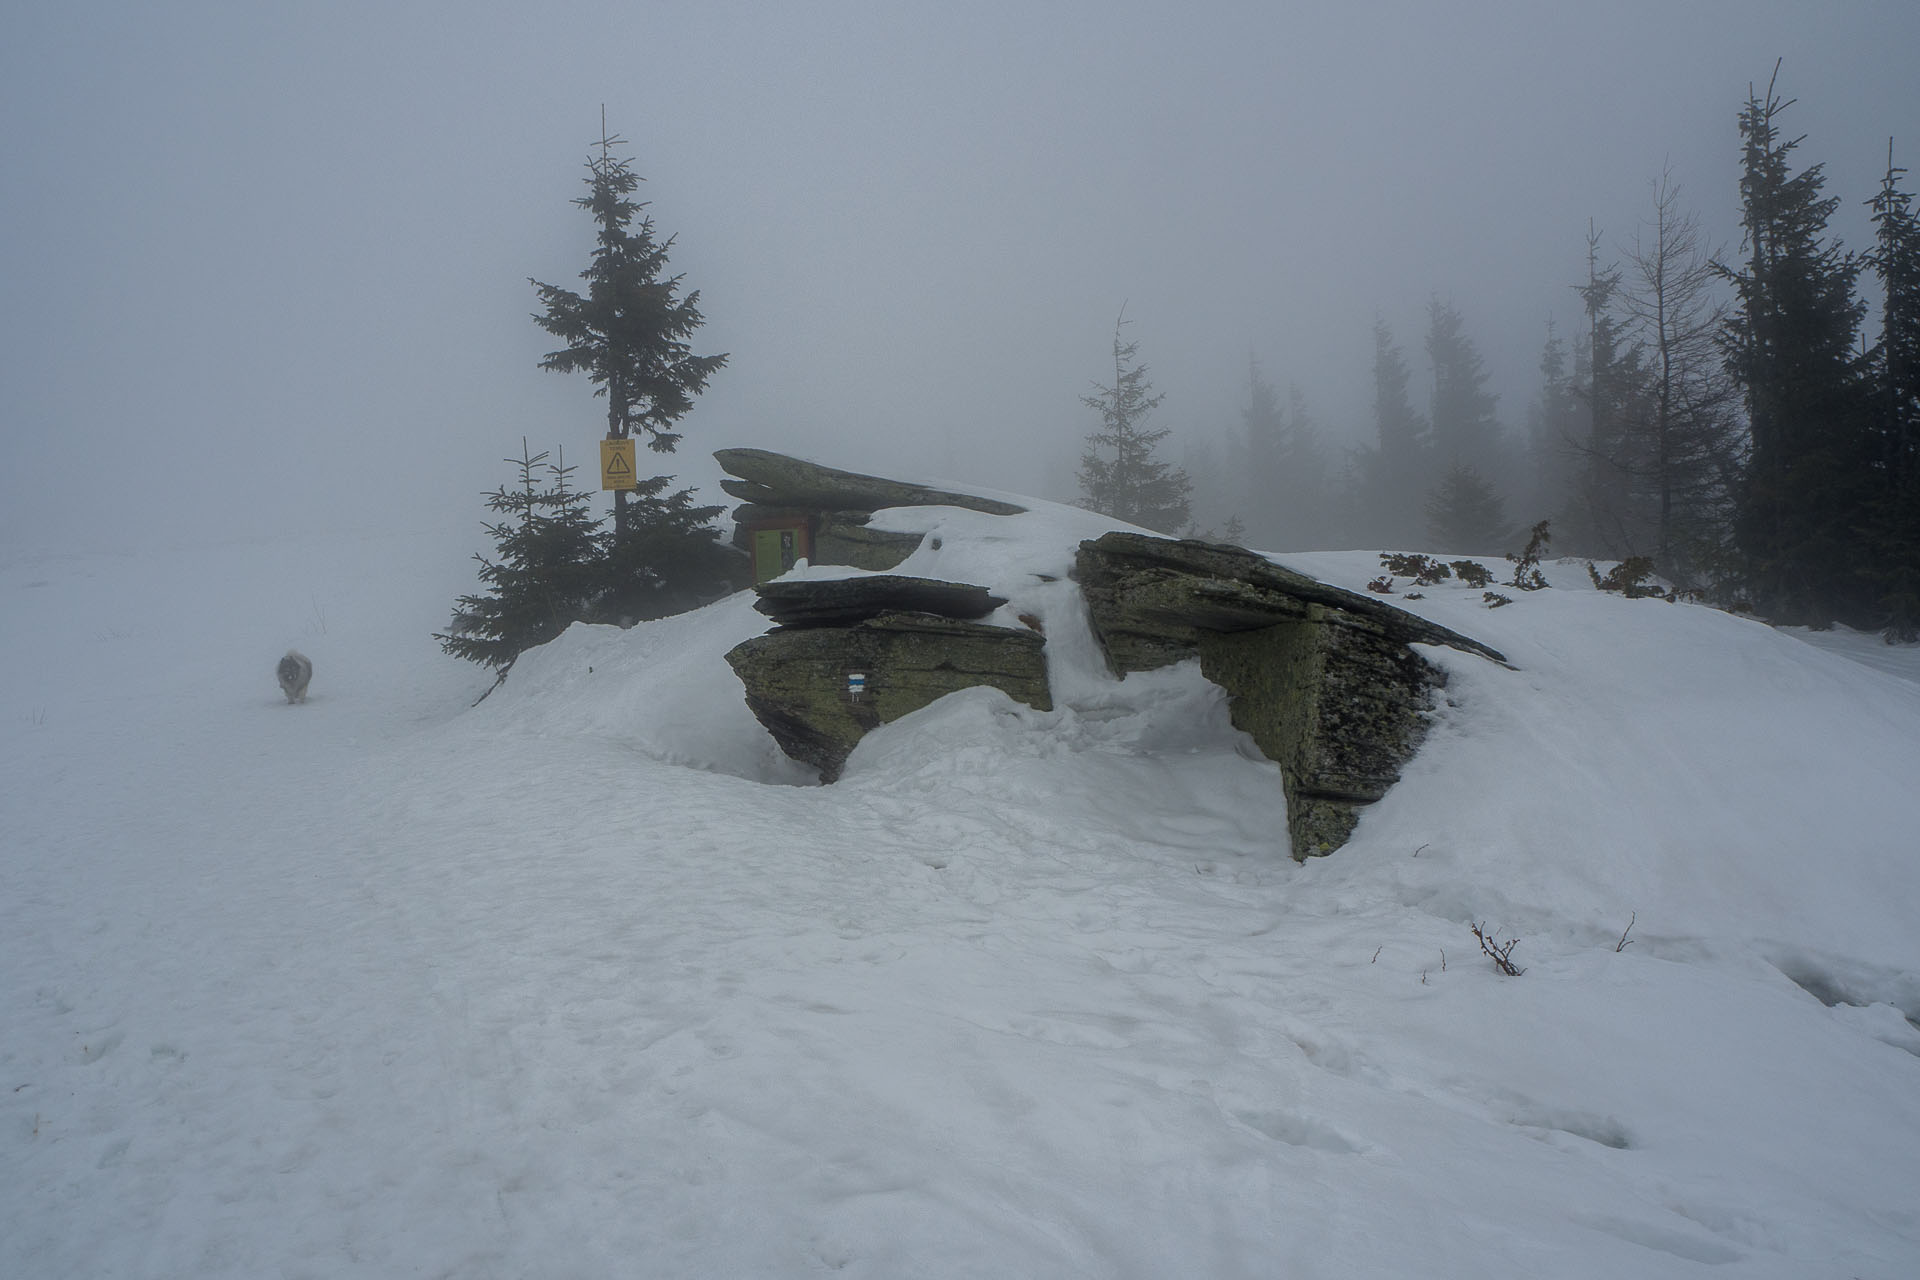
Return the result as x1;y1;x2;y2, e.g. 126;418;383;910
1076;532;1507;668
754;575;1008;628
725;612;1050;781
715;448;1027;516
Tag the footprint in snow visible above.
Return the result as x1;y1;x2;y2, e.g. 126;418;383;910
76;1029;124;1064
1231;1108;1364;1154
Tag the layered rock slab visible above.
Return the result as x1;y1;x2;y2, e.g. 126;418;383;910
714;449;1025;577
753;575;1006;628
1075;532;1505;858
726;572;1043;782
713;448;1027;517
725;611;1050;782
712;448;1506;860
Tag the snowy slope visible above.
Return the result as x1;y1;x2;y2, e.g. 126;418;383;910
4;511;1919;1279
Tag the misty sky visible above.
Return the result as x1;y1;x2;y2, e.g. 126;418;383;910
4;1;1916;553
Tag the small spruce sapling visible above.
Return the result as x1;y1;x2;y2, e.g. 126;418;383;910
1380;552;1452;585
438;441;604;672
1587;556;1664;598
1450;560;1493;588
1506;519;1552;590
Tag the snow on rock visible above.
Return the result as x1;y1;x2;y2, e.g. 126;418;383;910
4;520;1920;1278
1279;550;1920;971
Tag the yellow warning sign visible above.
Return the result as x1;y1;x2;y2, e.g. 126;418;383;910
599;438;637;490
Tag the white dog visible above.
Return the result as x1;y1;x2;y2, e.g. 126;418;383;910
277;650;312;704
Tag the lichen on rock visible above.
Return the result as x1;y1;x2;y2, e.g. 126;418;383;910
724;611;1050;782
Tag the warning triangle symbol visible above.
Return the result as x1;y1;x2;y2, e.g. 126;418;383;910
606;450;633;477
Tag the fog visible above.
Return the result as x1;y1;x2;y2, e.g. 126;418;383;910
4;1;1915;555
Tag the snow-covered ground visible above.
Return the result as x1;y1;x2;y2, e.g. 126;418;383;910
5;503;1920;1278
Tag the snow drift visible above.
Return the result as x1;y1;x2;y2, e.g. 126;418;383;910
4;508;1919;1278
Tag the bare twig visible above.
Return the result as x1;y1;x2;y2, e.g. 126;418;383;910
1615;911;1636;952
1472;921;1526;976
470;664;512;707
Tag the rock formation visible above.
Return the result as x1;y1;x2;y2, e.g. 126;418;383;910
715;448;1024;575
725;578;1048;782
713;448;1508;859
1075;532;1505;858
752;576;1006;629
713;448;1026;518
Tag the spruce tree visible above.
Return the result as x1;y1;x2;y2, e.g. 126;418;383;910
530;119;744;615
532;124;727;465
1077;317;1192;533
1870;146;1920;476
1865;144;1920;638
438;442;603;670
1425;463;1511;553
1524;319;1581;539
1426;298;1504;475
596;476;741;624
1239;360;1329;549
1241;358;1284;536
1570;223;1651;556
1717;66;1872;624
1357;319;1432;546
